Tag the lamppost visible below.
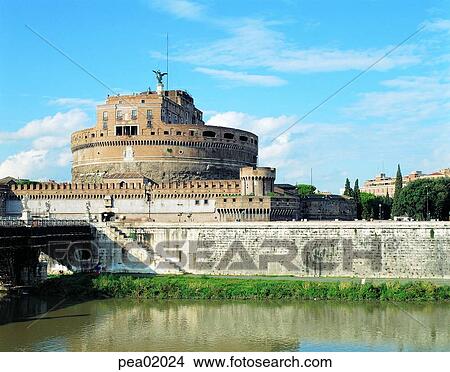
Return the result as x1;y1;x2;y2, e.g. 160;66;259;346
379;203;382;220
145;187;151;221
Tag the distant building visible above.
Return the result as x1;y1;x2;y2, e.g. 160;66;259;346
361;168;450;196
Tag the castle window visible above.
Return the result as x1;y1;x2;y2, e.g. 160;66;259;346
232;198;236;202
164;130;169;135
195;200;200;205
102;121;108;130
189;130;195;136
203;130;216;138
204;200;209;205
103;111;108;121
224;133;234;140
223;199;227;202
176;131;182;135
116;110;123;120
141;99;145;103
131;109;137;120
249;198;253;202
239;135;248;142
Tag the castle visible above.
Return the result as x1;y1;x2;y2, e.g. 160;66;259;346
1;73;356;222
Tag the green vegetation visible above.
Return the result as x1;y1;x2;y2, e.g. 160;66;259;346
343;178;353;197
392;178;450;221
34;273;102;298
15;179;37;185
36;274;450;302
295;184;316;197
360;192;392;220
92;276;450;301
353;179;362;219
392;164;403;216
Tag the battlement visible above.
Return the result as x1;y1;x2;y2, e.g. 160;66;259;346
9;180;147;200
150;179;241;199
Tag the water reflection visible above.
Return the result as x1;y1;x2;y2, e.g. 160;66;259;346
0;296;449;351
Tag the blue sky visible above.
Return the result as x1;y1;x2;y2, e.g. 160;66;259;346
0;0;449;193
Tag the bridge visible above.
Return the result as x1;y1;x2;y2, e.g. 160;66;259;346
0;219;94;289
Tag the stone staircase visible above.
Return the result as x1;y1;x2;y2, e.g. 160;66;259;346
95;223;184;274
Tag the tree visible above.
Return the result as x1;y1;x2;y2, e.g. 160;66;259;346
392;164;403;216
343;178;353;197
393;178;450;221
353;179;362;219
360;192;392;220
296;184;316;197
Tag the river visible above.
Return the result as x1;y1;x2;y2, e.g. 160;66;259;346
0;295;449;351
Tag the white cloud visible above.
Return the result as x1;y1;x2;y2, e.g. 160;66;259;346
205;108;450;192
56;149;73;167
424;18;450;33
206;111;296;137
344;75;450;121
32;136;69;150
169;19;420;73
149;0;204;20
195;67;287;87
0;110;91;180
0;109;89;142
49;97;100;108
0;149;47;179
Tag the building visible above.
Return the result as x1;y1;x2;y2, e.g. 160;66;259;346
2;73;356;222
361;169;450;197
0;177;16;217
71;75;258;184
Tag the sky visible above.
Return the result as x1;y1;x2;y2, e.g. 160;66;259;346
0;0;449;193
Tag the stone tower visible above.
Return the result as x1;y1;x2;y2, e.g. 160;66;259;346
240;167;276;196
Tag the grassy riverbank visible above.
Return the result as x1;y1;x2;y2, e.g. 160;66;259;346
36;274;450;302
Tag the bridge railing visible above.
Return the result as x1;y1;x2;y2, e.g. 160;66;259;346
0;218;26;227
0;218;89;228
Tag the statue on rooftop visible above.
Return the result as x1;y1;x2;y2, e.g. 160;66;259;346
152;69;167;85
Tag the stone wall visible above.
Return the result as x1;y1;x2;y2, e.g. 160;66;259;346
0;188;6;217
114;221;450;278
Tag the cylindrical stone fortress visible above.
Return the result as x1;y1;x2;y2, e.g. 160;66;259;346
71;87;258;183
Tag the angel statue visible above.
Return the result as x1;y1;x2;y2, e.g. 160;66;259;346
22;195;29;210
152;69;167;85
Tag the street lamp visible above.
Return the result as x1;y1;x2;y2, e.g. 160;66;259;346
379;203;382;220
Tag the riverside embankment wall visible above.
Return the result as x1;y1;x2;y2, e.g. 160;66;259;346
115;221;450;278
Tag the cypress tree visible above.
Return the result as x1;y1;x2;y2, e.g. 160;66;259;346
353;179;362;219
344;178;353;197
394;164;403;198
392;164;403;216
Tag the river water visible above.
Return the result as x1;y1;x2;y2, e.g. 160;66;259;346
0;295;449;351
